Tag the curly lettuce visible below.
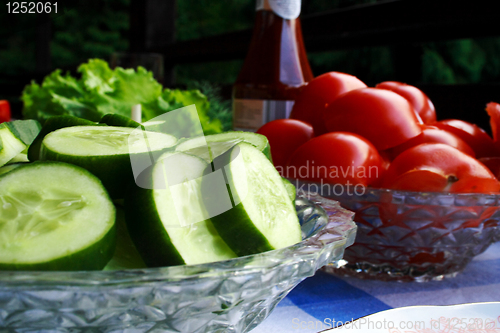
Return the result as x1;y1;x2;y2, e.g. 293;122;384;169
21;59;222;136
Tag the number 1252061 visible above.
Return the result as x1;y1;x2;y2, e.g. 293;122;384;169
6;2;57;14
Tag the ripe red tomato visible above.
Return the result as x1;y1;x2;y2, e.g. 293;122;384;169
478;157;500;179
256;119;314;176
433;119;498;158
0;100;11;123
286;132;384;186
289;72;366;136
324;88;422;150
485;102;500;155
381;143;500;193
376;81;436;124
384;125;475;160
486;102;500;142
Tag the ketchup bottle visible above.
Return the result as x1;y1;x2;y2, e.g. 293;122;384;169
232;0;313;131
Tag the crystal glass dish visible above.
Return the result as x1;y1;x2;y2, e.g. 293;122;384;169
294;181;500;282
0;193;356;332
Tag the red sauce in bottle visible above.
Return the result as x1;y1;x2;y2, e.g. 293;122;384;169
232;0;313;131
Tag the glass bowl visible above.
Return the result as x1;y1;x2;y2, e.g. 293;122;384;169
293;181;500;282
0;193;356;332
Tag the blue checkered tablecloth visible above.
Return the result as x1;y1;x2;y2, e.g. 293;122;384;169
250;242;500;333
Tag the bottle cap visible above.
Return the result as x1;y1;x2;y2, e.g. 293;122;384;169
256;0;301;20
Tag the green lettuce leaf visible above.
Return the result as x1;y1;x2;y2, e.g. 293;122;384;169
21;59;222;135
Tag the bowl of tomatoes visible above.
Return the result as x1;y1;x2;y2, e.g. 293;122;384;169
312;185;500;282
257;73;500;281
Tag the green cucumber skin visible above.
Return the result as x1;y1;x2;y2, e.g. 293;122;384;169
215;131;272;162
201;149;274;257
2;120;42;146
28;115;96;161
206;189;274;256
282;177;296;201
0;163;27;177
100;114;142;129
0;161;117;271
40;146;134;199
124;183;185;267
177;131;273;163
0;225;116;271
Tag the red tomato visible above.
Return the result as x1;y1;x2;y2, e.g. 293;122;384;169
384;125;475;160
286;132;384;186
478;157;500;179
324;88;422;150
371;150;391;188
256;119;314;176
433;119;498;158
289;72;367;136
376;81;436;124
485;102;500;155
486;102;500;142
381;143;500;193
0;100;11;123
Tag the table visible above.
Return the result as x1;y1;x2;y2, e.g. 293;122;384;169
251;241;500;333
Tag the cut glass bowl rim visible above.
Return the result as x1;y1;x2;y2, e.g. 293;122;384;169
0;192;357;287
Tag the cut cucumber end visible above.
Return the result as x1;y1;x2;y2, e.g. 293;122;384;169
40;126;177;199
125;151;237;267
175;131;272;163
1;120;41;167
28;115;95;161
282;177;297;201
0;163;25;177
202;143;301;256
0;161;116;271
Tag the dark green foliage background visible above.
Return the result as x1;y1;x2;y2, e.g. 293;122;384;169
1;0;500;86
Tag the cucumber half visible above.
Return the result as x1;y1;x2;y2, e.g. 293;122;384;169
40;126;177;199
0;162;115;271
175;131;272;163
104;206;146;270
28;115;96;161
1;120;41;167
0;163;25;177
282;177;297;201
202;143;301;256
125;151;236;267
99;113;142;129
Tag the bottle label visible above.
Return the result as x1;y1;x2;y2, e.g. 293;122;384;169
256;0;301;20
233;98;295;131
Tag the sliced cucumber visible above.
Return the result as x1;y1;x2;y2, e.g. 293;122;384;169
0;163;25;177
201;143;301;256
7;153;29;164
0;120;41;167
175;131;272;163
125;151;237;267
100;113;142;129
104;206;146;270
0;127;25;167
282;177;296;201
40;126;177;199
28;115;96;161
142;120;166;132
0;161;115;271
